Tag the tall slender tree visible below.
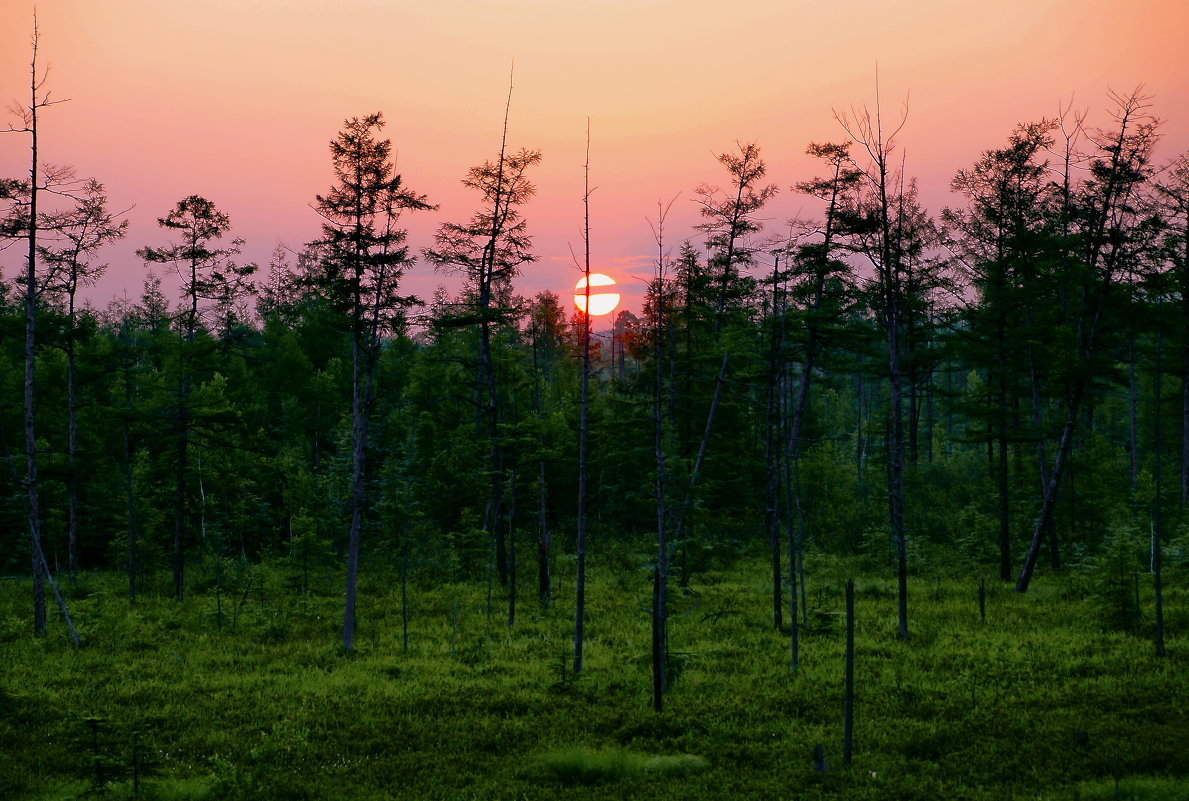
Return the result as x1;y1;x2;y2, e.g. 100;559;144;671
425;81;540;594
311;112;433;651
5;16;79;644
138;195;254;601
39;179;127;578
836;89;913;639
574;119;593;674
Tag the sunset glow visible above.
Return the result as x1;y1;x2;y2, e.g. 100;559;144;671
2;1;1188;316
574;273;621;316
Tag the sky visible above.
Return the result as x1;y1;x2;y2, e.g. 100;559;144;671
2;0;1188;324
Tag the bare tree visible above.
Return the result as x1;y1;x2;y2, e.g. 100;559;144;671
647;194;678;709
4;15;79;645
574;119;593;674
835;86;911;639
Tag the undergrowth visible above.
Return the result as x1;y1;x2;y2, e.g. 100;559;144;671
0;551;1184;800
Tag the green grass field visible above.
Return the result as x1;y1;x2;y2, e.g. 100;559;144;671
1;551;1185;800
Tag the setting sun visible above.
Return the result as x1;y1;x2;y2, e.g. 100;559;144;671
574;273;621;316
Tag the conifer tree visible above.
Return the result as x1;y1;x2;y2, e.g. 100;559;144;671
311;112;433;651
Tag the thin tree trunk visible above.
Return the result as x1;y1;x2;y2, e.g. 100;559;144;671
507;466;517;628
66;287;78;580
574;121;592;675
532;323;552;606
1016;397;1080;592
23;25;46;636
996;320;1011;581
1128;337;1139;495
843;578;854;767
1153;334;1165;657
671;350;731;578
765;256;783;630
342;329;367;651
32;535;80;647
888;315;909;640
653;289;668;711
122;373;137;602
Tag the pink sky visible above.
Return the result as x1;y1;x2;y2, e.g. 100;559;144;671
3;0;1188;323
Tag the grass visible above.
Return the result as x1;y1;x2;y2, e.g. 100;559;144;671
0;550;1185;800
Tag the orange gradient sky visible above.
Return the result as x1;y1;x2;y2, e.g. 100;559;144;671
3;0;1188;321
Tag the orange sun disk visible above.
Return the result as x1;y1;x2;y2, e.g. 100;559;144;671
574;273;621;316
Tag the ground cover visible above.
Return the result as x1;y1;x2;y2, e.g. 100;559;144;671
1;551;1184;800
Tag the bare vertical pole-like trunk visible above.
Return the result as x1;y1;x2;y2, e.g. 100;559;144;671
66;283;79;580
122;379;137;602
648;196;675;712
574;120;592;675
531;318;552;606
401;529;410;651
21;20;47;636
507;466;517;628
764;253;783;630
342;325;366;650
1128;337;1139;495
843;578;855;767
1153;334;1165;657
15;18;76;641
995;310;1012;581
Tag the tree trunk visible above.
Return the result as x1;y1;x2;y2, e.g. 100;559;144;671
532;327;552;606
888;314;909;640
653;291;668;711
765;258;783;630
24;32;46;637
843;578;855;767
1153;334;1165;657
66;287;79;580
507;467;517;628
342;331;367;651
574;127;592;675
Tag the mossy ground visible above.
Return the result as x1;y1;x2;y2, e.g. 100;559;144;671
1;551;1185;800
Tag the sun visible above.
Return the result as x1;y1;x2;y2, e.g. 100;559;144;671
574;273;621;316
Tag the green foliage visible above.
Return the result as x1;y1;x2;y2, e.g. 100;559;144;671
541;747;708;784
1084;524;1149;632
1;557;1185;800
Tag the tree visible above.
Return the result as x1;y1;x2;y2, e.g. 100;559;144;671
783;142;861;637
138;195;255;601
39;179;127;578
946;121;1056;580
647;194;678;709
693;141;779;326
835;90;913;639
525;290;566;605
1153;153;1189;504
4;15;79;644
311;112;433;651
575;120;593;672
1015;90;1163;593
425;84;540;599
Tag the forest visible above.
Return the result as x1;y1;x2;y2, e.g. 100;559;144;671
2;29;1188;798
